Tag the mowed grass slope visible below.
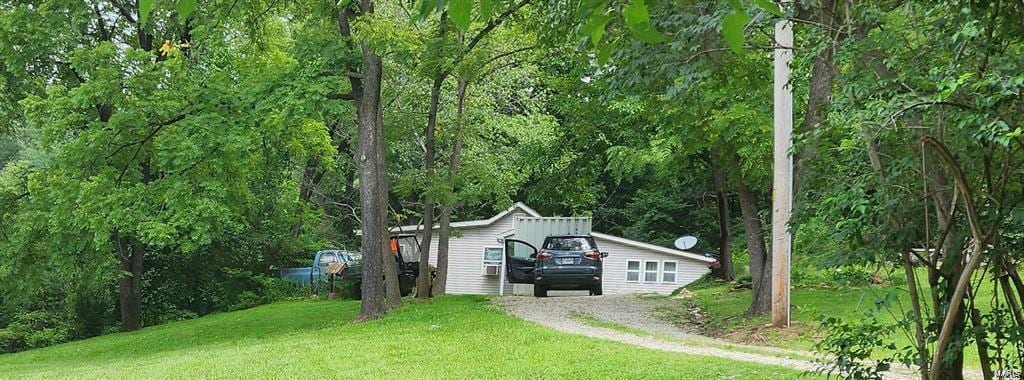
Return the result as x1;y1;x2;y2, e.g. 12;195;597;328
684;273;1003;368
0;296;809;379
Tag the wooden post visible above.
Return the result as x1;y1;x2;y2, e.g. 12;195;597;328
771;3;793;328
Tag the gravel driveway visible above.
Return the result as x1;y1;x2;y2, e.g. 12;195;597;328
499;293;705;338
496;294;920;380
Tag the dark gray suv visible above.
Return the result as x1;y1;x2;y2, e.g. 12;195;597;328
505;235;607;297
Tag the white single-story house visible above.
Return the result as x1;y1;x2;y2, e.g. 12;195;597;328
381;202;714;296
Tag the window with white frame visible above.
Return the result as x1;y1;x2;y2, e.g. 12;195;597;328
626;261;640;282
643;261;659;282
482;247;503;276
662;261;677;283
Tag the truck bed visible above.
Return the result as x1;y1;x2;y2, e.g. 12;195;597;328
280;267;321;285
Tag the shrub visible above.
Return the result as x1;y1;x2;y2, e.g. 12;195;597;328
789;265;891;289
227;273;307;311
733;273;753;289
0;310;72;354
826;266;876;288
815;311;897;380
791;269;828;288
335;277;361;300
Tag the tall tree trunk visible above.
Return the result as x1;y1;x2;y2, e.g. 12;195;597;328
710;148;734;280
933;303;966;380
1006;268;1024;318
416;16;451;298
923;137;989;380
339;3;389;321
901;248;931;380
733;159;770;315
291;158;325;239
432;77;469;295
433;206;452;295
997;271;1024;327
115;231;143;331
354;51;390;317
416;74;444;299
118;158;153;331
379;90;401;312
792;0;840;195
416;4;528;296
969;304;994;380
291;122;346;239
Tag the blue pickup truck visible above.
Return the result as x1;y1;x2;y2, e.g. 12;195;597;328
280;236;428;298
279;249;362;290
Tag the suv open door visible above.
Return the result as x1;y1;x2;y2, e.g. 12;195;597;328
389;235;420;294
504;239;537;284
341;235;424;300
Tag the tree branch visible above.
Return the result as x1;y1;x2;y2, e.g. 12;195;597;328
327;92;357;101
888;101;974;127
439;0;532;79
465;0;531;52
336;8;364;102
112;112;190;186
482;45;537;66
106;112;189;160
12;192;29;201
923;135;992;380
684;45;777;63
110;0;137;24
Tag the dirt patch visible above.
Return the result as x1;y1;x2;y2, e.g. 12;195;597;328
721;322;817;347
666;296;823;348
651;295;711;331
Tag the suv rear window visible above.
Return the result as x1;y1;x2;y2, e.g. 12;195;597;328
543;237;594;251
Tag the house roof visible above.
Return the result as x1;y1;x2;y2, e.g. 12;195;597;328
590;232;715;263
357;202;714;263
356;202;540;235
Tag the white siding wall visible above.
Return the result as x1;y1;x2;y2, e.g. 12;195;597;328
596;237;710;295
410;207;710;296
416;211;518;295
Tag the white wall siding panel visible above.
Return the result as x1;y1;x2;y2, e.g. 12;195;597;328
416;210;525;295
595;236;710;295
406;205;710;296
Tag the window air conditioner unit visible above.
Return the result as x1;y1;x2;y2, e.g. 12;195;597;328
483;264;500;276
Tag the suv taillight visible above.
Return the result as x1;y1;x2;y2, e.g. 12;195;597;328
585;250;601;261
537;250;553;261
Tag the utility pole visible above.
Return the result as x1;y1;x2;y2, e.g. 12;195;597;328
771;2;793;328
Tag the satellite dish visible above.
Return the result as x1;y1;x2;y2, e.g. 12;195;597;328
674;236;698;250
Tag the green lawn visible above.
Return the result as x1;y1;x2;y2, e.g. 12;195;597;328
0;296;810;379
685;285;899;348
682;273;1002;368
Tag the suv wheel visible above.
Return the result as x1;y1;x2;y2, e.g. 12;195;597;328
533;285;548;297
590;285;603;296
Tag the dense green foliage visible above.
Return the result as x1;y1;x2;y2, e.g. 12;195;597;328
0;296;811;379
0;0;339;349
546;0;1024;377
1;1;1022;378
